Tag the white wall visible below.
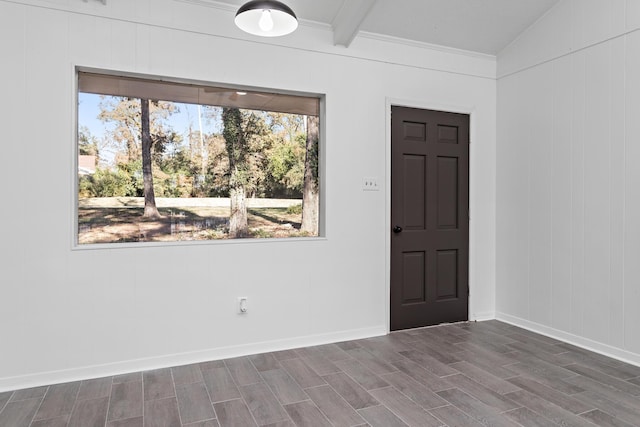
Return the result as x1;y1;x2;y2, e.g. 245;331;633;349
0;0;496;391
497;0;640;365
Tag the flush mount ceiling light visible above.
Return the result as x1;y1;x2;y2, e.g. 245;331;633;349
235;0;298;37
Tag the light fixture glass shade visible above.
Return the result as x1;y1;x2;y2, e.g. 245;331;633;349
235;0;298;37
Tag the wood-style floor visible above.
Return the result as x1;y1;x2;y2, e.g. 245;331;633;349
1;320;640;427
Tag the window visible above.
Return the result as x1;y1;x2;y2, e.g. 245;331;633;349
76;71;320;245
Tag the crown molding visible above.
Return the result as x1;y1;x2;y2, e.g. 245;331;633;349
358;31;496;60
172;0;236;12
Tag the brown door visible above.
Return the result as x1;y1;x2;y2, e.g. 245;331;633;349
390;106;469;331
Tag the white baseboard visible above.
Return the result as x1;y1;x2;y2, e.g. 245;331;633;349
471;311;496;322
496;312;640;368
0;325;386;392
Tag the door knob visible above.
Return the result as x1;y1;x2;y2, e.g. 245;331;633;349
393;225;403;233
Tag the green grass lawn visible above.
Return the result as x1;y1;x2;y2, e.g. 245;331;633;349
78;203;306;244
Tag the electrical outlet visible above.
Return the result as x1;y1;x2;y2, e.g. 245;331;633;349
362;177;380;191
237;297;248;314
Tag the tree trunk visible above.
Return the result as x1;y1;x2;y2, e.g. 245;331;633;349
141;98;161;218
301;115;319;235
229;181;248;238
223;108;249;237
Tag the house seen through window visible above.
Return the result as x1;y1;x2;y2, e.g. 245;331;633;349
77;72;320;245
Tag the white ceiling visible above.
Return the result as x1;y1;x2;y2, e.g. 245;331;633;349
216;0;560;55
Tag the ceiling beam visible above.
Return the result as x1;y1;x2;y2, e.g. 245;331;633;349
332;0;377;47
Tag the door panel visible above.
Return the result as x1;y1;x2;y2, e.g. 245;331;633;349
436;249;458;300
438;124;459;144
403;155;427;230
402;251;426;303
437;156;459;229
391;106;469;330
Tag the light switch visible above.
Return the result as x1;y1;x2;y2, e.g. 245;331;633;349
362;177;380;191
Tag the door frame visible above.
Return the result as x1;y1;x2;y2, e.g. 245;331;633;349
385;97;477;333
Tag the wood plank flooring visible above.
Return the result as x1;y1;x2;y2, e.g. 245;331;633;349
1;320;640;426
